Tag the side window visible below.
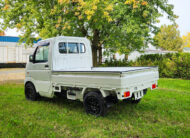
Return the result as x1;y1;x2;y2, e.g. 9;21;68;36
34;46;49;63
59;42;67;54
79;43;85;53
68;43;79;53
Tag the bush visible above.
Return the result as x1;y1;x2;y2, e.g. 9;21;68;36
101;59;133;67
101;53;190;79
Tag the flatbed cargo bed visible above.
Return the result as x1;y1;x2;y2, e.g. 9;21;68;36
52;66;159;91
52;66;157;73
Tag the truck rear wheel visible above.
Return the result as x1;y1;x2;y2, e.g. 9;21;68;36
25;83;39;101
84;92;107;116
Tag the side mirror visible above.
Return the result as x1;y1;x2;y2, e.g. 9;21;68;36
29;55;34;62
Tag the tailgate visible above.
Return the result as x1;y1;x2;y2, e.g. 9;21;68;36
120;67;159;90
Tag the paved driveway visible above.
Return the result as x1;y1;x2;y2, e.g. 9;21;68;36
0;68;25;83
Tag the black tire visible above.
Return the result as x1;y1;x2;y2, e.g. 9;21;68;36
84;92;107;116
25;83;39;101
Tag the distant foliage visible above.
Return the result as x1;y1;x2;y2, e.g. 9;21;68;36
153;25;183;51
182;32;190;48
134;53;190;79
101;59;133;67
0;30;5;36
101;53;190;79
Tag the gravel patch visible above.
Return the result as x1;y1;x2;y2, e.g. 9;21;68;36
0;68;25;83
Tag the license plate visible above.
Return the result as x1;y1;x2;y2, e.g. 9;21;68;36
134;91;144;100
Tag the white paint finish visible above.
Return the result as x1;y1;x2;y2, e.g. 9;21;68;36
52;36;92;71
134;91;144;100
25;76;53;98
51;67;158;100
121;68;159;87
92;67;153;72
51;72;121;89
25;36;159;101
26;61;52;95
52;67;154;72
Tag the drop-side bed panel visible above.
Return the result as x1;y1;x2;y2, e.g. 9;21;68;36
51;67;159;91
52;71;122;89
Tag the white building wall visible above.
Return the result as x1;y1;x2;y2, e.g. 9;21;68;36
0;42;35;63
128;51;142;61
183;48;190;53
102;45;177;62
114;52;142;61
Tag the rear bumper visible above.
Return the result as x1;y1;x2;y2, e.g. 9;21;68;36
116;81;158;100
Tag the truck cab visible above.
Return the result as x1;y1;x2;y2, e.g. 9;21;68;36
25;36;159;116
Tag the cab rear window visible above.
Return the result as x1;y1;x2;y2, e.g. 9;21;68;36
79;43;85;53
59;42;85;54
59;42;67;53
68;43;78;53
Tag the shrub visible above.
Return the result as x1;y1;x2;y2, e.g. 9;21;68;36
101;53;190;79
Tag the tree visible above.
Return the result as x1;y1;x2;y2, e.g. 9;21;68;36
0;0;176;66
153;25;183;51
182;33;190;48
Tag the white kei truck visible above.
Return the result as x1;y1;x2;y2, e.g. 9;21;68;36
25;36;159;116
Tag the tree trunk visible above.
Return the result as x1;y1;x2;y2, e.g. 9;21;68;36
98;47;102;64
124;54;128;61
113;54;116;60
91;29;100;67
92;46;98;67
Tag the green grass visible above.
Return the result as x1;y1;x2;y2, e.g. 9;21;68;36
0;78;190;137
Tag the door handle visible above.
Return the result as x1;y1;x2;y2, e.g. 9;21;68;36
45;64;49;68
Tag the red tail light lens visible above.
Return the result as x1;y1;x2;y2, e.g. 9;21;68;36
124;91;130;97
152;84;156;89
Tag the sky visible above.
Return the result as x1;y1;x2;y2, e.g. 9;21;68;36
158;0;190;36
5;0;190;37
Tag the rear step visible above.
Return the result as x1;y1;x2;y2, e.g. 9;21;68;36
67;90;77;100
68;91;76;96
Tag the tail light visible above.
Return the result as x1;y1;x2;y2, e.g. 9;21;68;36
152;84;156;89
124;91;130;97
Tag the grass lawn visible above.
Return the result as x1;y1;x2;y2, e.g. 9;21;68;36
0;78;190;137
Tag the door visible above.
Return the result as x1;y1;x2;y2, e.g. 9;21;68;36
30;43;51;94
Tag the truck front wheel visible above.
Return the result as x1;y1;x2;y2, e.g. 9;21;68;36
25;83;39;101
84;92;107;116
